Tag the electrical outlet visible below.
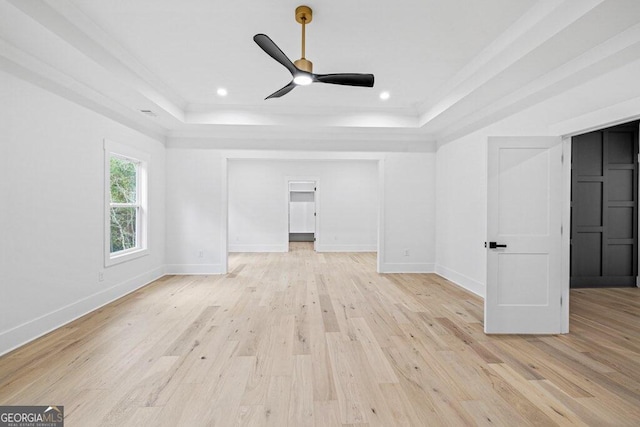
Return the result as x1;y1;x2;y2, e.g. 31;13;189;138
98;272;104;282
404;249;410;257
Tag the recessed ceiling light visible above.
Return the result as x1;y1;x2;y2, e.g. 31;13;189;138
379;91;390;100
217;88;228;97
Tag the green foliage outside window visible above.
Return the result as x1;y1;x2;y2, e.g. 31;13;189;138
110;157;138;253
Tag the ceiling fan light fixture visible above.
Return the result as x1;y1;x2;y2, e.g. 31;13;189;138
253;5;374;99
293;74;313;86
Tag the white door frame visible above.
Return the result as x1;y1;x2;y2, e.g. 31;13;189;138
560;123;640;333
558;117;640;332
561;137;572;333
285;176;319;251
487;134;623;334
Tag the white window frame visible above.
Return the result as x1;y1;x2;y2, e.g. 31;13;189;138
104;139;149;267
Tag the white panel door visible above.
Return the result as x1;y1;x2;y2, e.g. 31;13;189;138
486;136;565;334
289;202;315;232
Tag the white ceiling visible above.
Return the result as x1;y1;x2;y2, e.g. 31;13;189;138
66;0;533;109
2;0;640;144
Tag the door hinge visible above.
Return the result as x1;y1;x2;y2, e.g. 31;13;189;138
560;295;563;306
560;225;563;235
561;153;564;164
637;153;640;164
314;212;316;216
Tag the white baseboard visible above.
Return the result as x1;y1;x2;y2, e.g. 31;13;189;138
316;244;377;253
165;264;226;275
0;266;165;357
378;262;435;273
228;244;288;253
434;264;485;298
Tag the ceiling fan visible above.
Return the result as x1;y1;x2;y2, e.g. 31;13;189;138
254;5;374;100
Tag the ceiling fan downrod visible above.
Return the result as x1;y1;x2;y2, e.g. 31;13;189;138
294;5;313;73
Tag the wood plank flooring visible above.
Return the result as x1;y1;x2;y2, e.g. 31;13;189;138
1;243;639;426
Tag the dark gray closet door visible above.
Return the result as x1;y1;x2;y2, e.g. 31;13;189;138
571;122;639;288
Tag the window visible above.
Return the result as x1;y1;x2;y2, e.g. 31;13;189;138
104;140;149;266
109;156;139;252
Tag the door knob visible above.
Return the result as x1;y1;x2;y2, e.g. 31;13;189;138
488;241;507;249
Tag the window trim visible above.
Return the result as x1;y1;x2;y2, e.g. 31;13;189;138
104;139;150;267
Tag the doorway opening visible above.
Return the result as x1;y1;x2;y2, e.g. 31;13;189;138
570;120;640;288
223;157;384;274
288;180;317;251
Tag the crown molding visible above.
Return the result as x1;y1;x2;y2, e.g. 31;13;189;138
436;23;640;143
184;105;420;128
186;102;419;118
166;123;435;152
168;123;432;141
0;36;167;142
416;0;605;125
6;0;186;120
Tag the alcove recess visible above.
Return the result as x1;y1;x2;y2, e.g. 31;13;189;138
289;182;315;242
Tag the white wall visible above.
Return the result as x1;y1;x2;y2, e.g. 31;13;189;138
435;133;491;296
435;58;640;297
228;159;378;253
165;149;225;274
380;153;436;272
0;71;166;355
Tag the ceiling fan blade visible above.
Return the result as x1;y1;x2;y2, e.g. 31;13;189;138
314;73;374;87
254;34;297;75
265;81;296;99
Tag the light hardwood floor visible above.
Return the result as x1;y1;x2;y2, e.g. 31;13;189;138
1;243;639;426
